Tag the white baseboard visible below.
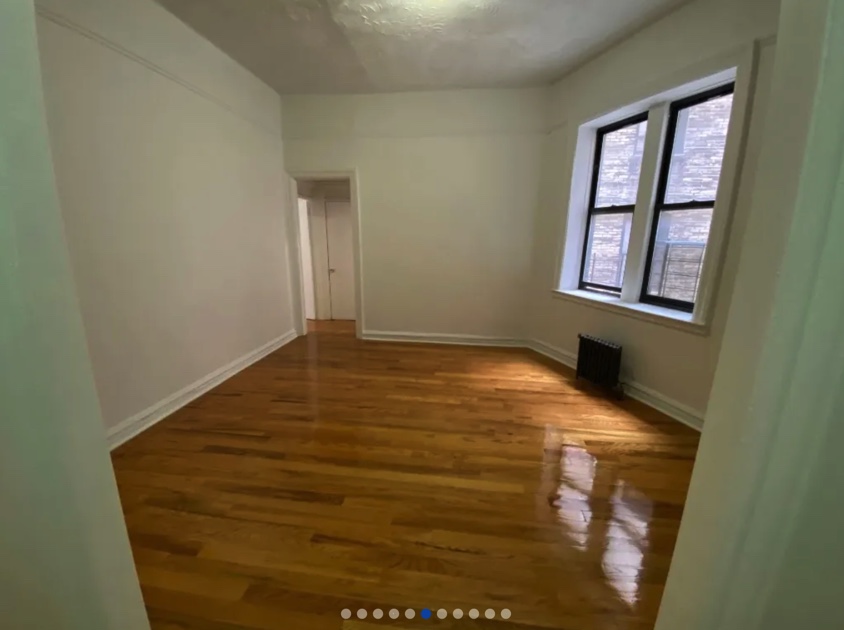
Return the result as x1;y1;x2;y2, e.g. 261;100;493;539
107;328;700;449
363;334;703;430
527;339;704;431
623;381;704;431
528;339;578;368
362;330;524;347
107;329;299;449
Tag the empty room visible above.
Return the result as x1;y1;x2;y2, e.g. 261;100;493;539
3;0;844;629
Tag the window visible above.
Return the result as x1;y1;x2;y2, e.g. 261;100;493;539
579;114;648;293
563;77;739;322
641;84;735;311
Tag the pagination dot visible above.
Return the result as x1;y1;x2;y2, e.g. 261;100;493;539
343;605;512;621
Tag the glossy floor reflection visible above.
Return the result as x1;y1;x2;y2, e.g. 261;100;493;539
112;321;700;629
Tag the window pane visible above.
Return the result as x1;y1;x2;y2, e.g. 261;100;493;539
595;120;648;207
664;93;734;204
583;212;633;289
645;208;713;303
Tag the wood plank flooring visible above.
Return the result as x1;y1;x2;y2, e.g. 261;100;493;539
112;321;700;630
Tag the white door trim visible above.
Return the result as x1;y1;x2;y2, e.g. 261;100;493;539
286;177;307;336
297;198;316;320
288;171;364;338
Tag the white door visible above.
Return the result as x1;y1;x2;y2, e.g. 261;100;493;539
325;201;356;320
308;200;332;320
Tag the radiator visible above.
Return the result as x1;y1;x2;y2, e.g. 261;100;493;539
576;334;622;396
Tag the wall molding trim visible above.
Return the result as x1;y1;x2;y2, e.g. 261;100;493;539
527;339;704;431
34;4;278;136
528;338;578;366
107;329;298;449
362;330;524;348
624;380;704;432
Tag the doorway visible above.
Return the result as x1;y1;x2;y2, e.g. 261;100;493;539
294;177;357;325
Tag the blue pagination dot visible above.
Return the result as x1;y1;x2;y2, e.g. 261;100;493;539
421;608;432;619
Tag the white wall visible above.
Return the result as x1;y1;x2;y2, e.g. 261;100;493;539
656;1;844;627
300;179;352;202
35;0;296;436
1;1;147;627
528;0;782;420
298;198;316;320
282;89;545;340
280;0;782;418
39;0;782;435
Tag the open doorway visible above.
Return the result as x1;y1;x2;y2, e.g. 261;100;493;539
294;177;358;329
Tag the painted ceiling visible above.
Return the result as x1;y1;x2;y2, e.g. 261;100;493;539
156;0;689;93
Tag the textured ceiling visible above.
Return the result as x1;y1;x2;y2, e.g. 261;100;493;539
156;0;689;94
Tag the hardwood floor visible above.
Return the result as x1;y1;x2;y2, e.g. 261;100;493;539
112;321;700;630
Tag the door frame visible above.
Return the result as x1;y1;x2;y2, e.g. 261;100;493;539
287;170;364;338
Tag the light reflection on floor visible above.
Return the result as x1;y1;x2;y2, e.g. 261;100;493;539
605;481;651;606
550;445;597;551
545;431;654;609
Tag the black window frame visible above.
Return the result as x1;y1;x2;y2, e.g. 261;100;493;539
579;112;649;294
640;82;736;312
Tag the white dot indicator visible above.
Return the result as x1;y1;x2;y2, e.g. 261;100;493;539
437;609;448;619
341;609;351;619
501;608;512;619
373;609;383;619
389;609;400;619
405;609;416;619
485;609;495;619
357;609;367;619
453;609;464;619
469;608;480;619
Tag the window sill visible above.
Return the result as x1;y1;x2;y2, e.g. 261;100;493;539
551;289;710;335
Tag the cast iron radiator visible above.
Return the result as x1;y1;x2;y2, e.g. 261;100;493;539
576;334;622;396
